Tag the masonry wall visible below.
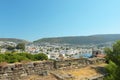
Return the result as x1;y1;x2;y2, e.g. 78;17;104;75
0;61;54;80
0;58;105;80
54;58;105;69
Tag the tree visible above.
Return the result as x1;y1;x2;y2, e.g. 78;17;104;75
16;43;25;51
7;45;15;51
34;53;48;60
104;41;120;80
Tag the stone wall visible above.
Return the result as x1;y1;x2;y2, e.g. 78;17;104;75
54;58;105;69
0;61;54;80
0;58;105;80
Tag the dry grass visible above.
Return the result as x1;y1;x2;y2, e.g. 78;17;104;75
55;63;107;80
24;74;58;80
24;63;107;80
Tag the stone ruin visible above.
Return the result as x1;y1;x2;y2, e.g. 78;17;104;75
0;58;106;80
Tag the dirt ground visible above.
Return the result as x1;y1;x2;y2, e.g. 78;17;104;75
24;63;107;80
54;63;107;80
23;74;58;80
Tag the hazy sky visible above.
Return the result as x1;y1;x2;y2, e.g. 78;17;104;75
0;0;120;41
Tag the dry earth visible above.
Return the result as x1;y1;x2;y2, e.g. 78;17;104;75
24;63;107;80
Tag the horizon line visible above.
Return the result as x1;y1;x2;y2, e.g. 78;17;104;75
0;33;120;42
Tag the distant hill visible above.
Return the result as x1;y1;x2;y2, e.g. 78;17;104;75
33;34;120;45
0;38;29;43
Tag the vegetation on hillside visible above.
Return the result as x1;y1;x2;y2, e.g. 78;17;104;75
104;41;120;80
1;34;120;45
0;38;29;43
16;43;25;51
4;43;25;51
0;52;48;63
34;34;120;45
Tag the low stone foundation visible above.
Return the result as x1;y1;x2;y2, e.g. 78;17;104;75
0;58;105;80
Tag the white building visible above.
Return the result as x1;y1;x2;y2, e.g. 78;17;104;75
49;52;59;60
72;48;93;59
0;48;7;53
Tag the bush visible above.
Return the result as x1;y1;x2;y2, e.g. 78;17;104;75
0;52;48;63
0;54;5;62
34;53;48;60
104;41;120;80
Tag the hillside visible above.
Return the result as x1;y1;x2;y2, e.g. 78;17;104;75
34;34;120;45
0;38;29;43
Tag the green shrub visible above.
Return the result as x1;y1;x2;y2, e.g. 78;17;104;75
0;52;48;63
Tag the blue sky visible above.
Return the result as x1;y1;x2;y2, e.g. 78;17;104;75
0;0;120;41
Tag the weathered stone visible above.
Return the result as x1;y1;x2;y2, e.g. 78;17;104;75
20;73;27;77
0;58;105;80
